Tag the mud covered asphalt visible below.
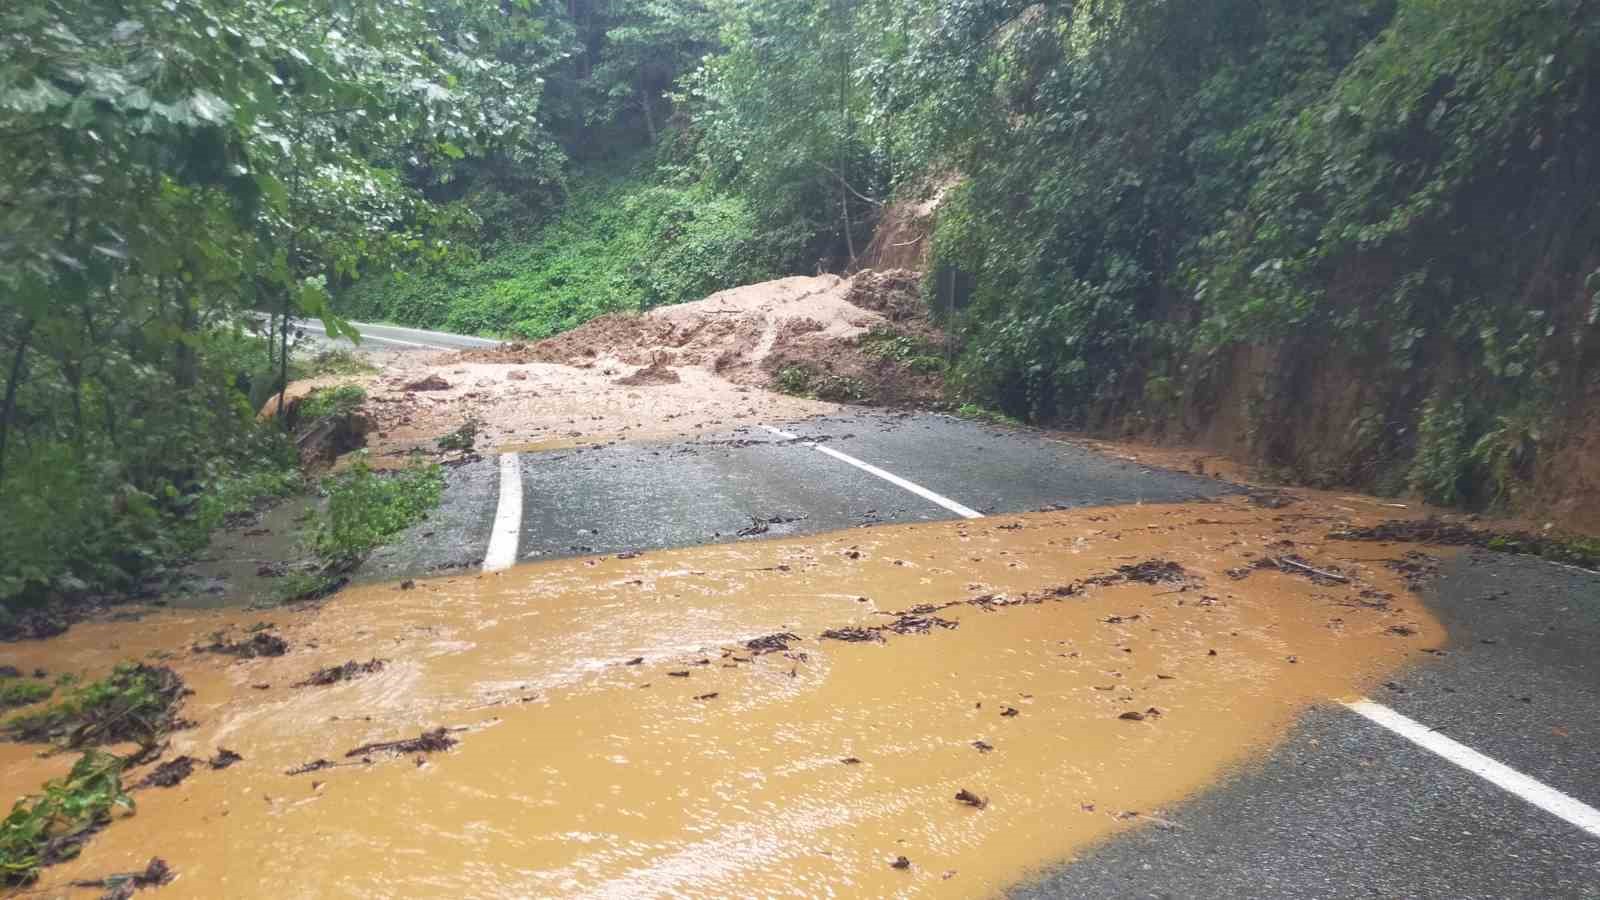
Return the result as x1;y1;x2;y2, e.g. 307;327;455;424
1015;552;1600;899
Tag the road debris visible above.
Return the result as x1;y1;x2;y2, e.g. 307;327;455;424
955;788;989;809
136;756;197;789
195;631;288;658
294;658;388;687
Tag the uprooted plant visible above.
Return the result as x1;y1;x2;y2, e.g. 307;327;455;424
1;665;188;752
0;750;132;886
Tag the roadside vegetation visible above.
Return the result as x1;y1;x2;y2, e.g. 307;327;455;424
338;163;774;339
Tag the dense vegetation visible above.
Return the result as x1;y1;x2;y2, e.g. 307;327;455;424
6;0;1598;614
340;161;774;338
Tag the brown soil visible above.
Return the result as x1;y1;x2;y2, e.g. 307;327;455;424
276;270;957;462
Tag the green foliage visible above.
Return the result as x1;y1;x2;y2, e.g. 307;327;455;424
0;680;52;712
956;403;1024;429
3;664;183;749
310;458;444;565
436;421;480;453
1408;392;1474;507
339;163;773;338
774;366;818;396
0;750;130;886
771;365;868;403
859;328;946;375
299;386;368;424
301;350;378;379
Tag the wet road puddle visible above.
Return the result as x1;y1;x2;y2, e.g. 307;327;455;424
1;497;1442;897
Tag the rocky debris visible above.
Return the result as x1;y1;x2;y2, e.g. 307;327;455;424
1385;551;1441;590
1331;518;1600;570
69;857;173;900
345;726;459;759
954;788;988;809
879;610;959;634
293;658;387;688
972;740;995;752
819;627;885;643
614;357;682;386
208;748;243;770
736;514;804;537
404;374;452;392
285;758;337;776
890;856;912;870
744;633;800;655
1247;490;1299;509
137;756;196;789
195;631;288;659
1099;560;1188;585
1241;555;1350;585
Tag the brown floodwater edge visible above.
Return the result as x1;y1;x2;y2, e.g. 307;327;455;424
1;497;1445;898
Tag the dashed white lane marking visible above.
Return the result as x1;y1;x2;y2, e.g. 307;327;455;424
483;452;523;572
759;425;984;520
1345;699;1600;839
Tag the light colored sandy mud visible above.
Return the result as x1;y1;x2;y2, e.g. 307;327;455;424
2;497;1444;898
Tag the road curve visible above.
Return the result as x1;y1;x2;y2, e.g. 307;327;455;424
293;317;502;351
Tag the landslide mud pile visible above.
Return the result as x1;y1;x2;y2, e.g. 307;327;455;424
460;269;950;407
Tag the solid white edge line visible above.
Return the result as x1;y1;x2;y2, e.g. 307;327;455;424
293;321;449;351
759;425;984;520
341;320;501;347
1344;698;1600;839
482;452;523;572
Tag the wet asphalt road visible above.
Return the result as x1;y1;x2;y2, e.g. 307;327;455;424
1013;552;1600;899
362;405;1600;897
513;412;1231;562
291;316;501;352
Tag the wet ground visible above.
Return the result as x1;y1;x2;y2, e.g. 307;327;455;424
4;363;1599;896
1014;551;1600;899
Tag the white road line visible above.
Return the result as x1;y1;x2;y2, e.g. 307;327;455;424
483;452;523;572
1345;698;1600;839
335;320;501;347
759;425;983;519
294;321;450;351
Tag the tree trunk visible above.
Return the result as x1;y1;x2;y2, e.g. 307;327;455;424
0;318;35;491
639;71;658;143
276;288;290;421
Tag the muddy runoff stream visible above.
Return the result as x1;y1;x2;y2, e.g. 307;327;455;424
3;497;1441;897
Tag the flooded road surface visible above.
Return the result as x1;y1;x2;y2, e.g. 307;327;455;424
0;498;1440;898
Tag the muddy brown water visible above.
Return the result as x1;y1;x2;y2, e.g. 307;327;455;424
1;498;1442;897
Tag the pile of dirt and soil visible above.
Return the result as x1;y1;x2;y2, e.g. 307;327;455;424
456;270;950;409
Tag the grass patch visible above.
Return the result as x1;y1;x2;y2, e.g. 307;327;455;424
0;680;51;712
0;750;131;886
298;385;368;424
859;327;947;375
310;458;445;566
956;403;1025;428
302;349;378;378
772;365;870;403
2;665;186;750
336;161;775;339
436;421;479;453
